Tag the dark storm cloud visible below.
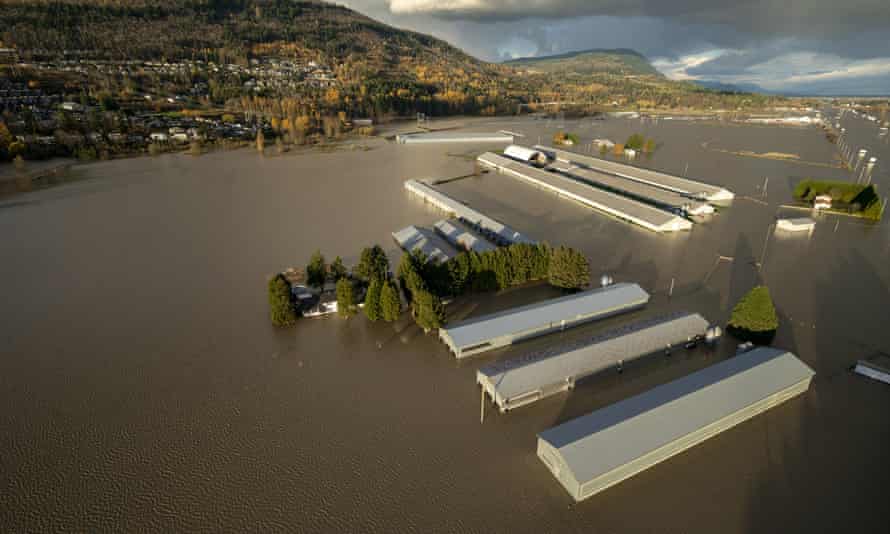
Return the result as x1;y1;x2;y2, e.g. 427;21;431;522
388;0;890;39
341;0;890;93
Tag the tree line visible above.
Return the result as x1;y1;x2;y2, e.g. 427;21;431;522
268;241;591;333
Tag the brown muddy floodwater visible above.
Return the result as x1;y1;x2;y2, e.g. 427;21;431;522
1;115;889;532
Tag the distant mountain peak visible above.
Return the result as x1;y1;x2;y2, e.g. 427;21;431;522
503;48;660;77
504;48;648;63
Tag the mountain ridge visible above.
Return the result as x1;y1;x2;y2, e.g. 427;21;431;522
0;0;779;116
503;48;660;77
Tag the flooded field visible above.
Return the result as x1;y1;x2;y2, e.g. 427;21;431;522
1;114;888;532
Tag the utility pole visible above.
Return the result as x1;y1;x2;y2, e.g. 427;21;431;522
480;387;485;424
758;224;772;272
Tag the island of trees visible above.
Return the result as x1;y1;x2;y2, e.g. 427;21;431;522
793;179;884;220
268;242;591;333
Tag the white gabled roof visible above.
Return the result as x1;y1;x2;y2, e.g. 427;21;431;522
538;347;814;485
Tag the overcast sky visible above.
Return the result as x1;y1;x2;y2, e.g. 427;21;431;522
340;0;890;95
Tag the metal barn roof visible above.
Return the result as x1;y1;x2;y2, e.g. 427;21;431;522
549;161;714;216
478;153;692;233
536;145;734;202
392;225;459;264
478;313;709;411
404;180;535;245
397;132;514;144
434;219;497;253
538;347;814;486
442;283;650;351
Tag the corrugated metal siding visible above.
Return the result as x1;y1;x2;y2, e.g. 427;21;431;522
478;152;692;233
536;145;734;201
537;348;814;501
478;313;708;411
404;180;535;245
392;225;459;264
442;283;650;358
577;377;812;500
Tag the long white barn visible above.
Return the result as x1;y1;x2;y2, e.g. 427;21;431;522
537;347;814;501
478;312;709;412
536;145;735;202
478;152;693;233
440;283;649;359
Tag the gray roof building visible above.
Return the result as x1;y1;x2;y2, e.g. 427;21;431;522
404;179;535;245
537;347;815;502
392;225;459;264
434;219;497;253
536;145;735;202
477;153;693;233
439;283;650;359
478;312;709;412
550;161;715;216
396;132;514;144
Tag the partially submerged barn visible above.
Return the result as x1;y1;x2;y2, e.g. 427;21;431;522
439;283;650;359
477;312;709;412
536;347;815;501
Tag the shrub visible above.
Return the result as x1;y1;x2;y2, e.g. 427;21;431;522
553;131;579;145
625;133;645;151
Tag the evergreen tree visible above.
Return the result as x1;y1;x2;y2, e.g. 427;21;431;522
397;251;426;302
306;250;326;288
268;275;297;327
330;256;348;281
728;285;778;342
354;245;389;282
548;246;590;290
336;278;356;318
364;277;382;321
380;279;402;322
412;289;444;332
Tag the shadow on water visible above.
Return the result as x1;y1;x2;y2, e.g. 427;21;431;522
744;248;890;533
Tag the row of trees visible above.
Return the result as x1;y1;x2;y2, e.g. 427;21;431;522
397;250;447;332
396;242;590;331
270;241;591;332
433;243;589;297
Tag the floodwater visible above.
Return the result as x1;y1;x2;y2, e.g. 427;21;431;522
1;114;889;532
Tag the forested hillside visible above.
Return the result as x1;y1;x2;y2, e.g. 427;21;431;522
1;0;780;122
